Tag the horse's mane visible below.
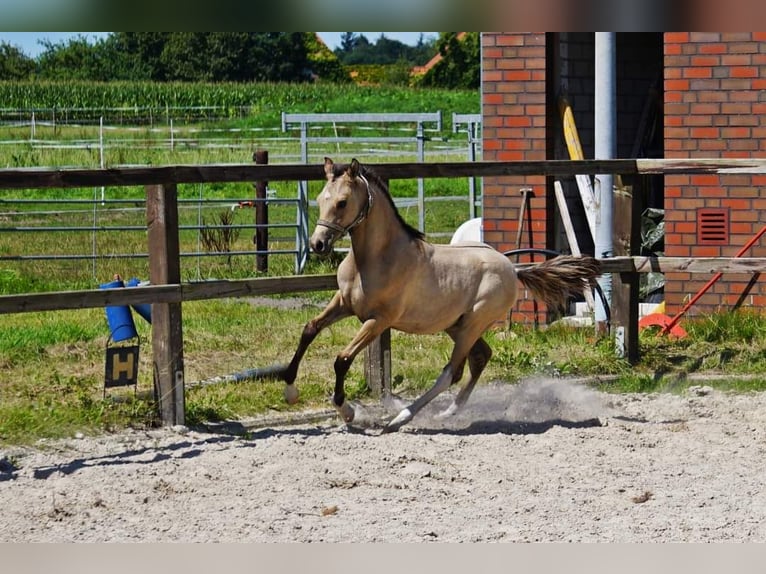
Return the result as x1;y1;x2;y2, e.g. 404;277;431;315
357;165;426;241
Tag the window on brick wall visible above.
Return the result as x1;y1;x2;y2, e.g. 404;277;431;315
696;208;729;245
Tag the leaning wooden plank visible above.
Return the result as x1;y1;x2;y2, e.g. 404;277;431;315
558;95;597;241
554;180;595;311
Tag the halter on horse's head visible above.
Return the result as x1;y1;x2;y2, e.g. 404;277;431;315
310;157;373;256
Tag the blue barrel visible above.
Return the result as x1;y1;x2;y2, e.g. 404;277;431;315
100;279;138;342
126;277;152;324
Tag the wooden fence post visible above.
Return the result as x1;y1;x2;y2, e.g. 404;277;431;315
146;183;186;426
611;183;641;362
365;328;391;398
253;149;269;273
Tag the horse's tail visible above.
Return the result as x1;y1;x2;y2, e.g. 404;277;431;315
515;255;601;310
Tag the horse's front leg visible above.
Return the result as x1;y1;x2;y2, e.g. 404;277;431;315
279;291;351;404
332;317;388;423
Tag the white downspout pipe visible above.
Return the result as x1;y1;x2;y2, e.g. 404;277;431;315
594;32;616;330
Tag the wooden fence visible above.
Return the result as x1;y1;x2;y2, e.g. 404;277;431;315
2;157;766;426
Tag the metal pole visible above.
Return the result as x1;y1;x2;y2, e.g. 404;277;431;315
99;116;105;204
594;32;616;331
468;121;477;219
253;149;269;273
297;122;309;273
416;121;425;232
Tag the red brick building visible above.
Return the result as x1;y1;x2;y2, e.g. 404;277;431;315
482;32;766;320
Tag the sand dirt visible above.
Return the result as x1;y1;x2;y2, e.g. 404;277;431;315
2;379;766;542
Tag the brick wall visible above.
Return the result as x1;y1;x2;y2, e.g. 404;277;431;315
481;32;549;320
481;33;663;321
664;32;766;313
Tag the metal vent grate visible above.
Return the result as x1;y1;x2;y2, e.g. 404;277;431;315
697;208;729;245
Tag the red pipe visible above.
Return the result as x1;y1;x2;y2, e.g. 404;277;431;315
661;225;766;334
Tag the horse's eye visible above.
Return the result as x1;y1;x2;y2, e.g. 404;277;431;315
337;200;347;210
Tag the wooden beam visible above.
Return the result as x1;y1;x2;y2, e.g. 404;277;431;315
365;328;391;398
593;256;766;274
3;158;766;189
2;258;766;316
146;183;185;427
0;275;338;315
1;258;765;316
610;186;641;363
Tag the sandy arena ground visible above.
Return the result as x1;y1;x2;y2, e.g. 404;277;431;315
2;378;766;542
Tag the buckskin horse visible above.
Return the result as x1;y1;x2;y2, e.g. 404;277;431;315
272;158;601;433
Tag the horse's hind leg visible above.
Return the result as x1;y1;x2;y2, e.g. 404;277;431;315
437;337;492;419
383;327;484;433
278;291;351;403
383;363;456;433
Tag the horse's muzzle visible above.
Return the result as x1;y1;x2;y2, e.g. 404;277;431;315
310;228;337;256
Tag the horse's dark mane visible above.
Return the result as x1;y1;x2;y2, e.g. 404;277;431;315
358;165;426;241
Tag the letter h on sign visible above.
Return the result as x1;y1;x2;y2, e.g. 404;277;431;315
105;345;140;390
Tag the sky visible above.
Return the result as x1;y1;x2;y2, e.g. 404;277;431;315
0;32;438;58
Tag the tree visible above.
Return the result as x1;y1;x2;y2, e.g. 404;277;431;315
160;33;212;81
417;32;479;89
108;33;170;80
225;33;310;82
333;33;436;67
23;32;344;83
0;42;35;80
339;33;357;53
304;33;350;83
142;33;311;82
36;35;114;81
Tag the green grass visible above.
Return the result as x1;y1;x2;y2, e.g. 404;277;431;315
0;81;479;128
2;300;766;445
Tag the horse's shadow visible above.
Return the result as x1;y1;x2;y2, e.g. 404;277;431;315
208;414;605;438
3;412;610;482
25;436;239;480
407;417;604;436
2;426;330;482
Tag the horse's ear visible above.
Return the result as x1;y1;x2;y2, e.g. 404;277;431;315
349;158;360;178
324;157;334;180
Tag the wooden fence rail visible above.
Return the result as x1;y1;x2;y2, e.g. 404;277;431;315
1;157;766;189
3;257;766;315
3;157;766;425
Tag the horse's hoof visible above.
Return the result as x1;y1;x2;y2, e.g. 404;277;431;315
283;384;299;404
382;408;412;433
337;401;355;423
435;403;459;420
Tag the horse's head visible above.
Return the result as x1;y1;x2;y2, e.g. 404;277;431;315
310;157;372;256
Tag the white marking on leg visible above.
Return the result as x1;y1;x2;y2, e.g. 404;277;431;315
388;408;412;428
435;402;459;419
